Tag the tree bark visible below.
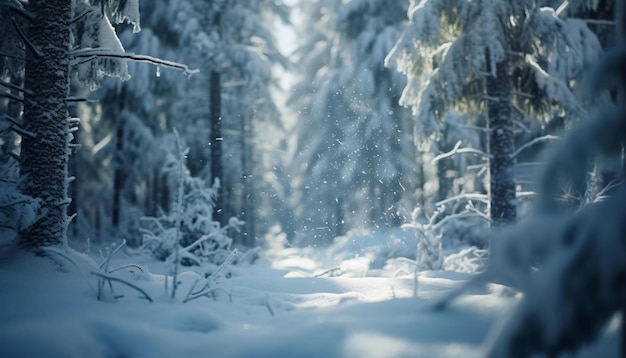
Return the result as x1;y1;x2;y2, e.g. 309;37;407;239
19;0;72;251
486;53;516;226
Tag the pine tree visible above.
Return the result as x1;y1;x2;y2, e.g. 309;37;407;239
1;0;194;253
386;0;604;225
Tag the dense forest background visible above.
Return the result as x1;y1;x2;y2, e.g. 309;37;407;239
0;0;619;252
1;0;626;356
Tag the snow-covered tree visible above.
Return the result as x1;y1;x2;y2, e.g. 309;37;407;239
0;0;194;253
386;0;604;225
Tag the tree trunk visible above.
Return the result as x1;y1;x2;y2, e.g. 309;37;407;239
486;53;516;226
19;0;72;251
112;119;124;229
615;0;626;355
241;111;256;246
210;12;224;226
210;68;224;225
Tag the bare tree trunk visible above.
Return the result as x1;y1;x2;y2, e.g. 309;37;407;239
19;0;72;251
486;53;516;226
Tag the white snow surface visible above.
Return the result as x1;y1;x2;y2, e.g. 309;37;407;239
0;231;618;358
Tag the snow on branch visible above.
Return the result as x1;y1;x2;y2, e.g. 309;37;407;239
436;193;490;207
71;48;200;77
431;140;491;164
510;135;559;159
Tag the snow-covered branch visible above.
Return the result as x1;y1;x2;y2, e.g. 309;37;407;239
431;140;491;164
71;48;200;76
510;135;559;159
436;193;489;207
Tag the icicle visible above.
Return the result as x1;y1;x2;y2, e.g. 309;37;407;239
156;65;161;78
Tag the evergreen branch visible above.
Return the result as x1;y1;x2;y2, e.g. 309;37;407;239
71;48;200;76
1;116;32;139
90;271;153;302
431;141;491;164
0;79;30;94
0;91;23;103
9;123;35;138
2;114;22;128
11;17;43;58
510;135;558;159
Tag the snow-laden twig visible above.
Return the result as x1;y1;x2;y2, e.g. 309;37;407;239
182;249;238;303
431;140;491;164
510;135;559;159
70;48;200;76
435;193;489;207
90;271;153;302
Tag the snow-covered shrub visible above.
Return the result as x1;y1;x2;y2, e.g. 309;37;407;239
403;207;444;271
140;133;244;267
0;158;43;244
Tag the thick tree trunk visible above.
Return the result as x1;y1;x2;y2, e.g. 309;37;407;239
19;0;72;251
486;54;516;226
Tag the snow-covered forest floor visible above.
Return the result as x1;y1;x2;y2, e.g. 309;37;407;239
0;230;619;358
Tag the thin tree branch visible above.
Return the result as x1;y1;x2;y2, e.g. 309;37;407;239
0;91;23;103
431;141;491;164
11;17;43;58
510;135;559;159
90;271;153;303
583;19;615;26
70;8;93;23
71;48;200;76
436;193;490;207
9;124;36;138
0;79;30;94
